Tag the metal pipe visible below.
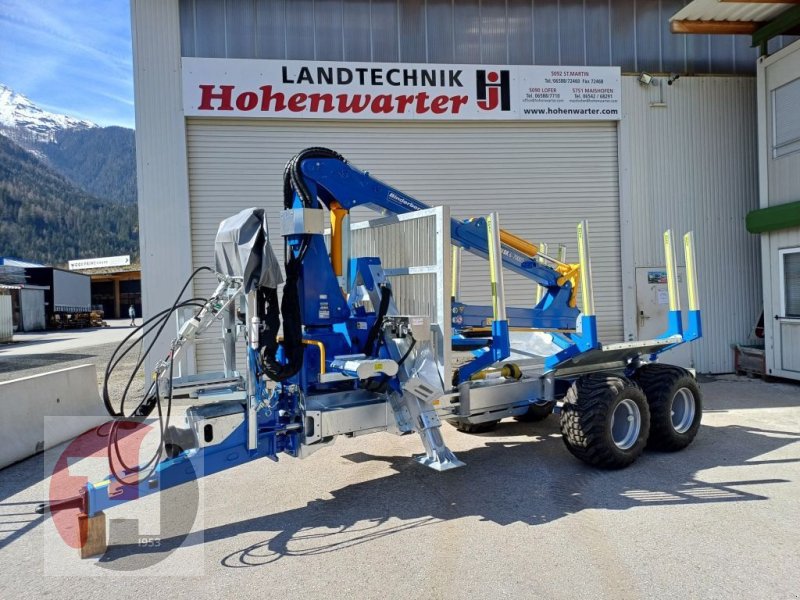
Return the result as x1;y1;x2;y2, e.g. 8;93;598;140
534;250;568;267
245;291;259;450
222;299;236;377
576;220;595;317
280;337;327;374
486;213;507;322
683;231;700;311
663;229;680;312
535;242;548;304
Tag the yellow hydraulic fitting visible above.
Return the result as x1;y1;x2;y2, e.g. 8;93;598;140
555;263;581;308
470;362;522;381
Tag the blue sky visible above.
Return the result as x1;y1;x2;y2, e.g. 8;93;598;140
0;0;134;128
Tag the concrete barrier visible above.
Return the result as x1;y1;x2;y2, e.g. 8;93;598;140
0;364;108;469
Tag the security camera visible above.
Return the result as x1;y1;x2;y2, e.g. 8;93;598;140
667;73;681;86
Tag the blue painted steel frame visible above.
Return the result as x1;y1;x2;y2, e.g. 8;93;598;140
85;348;301;517
455;319;511;384
81;153;705;521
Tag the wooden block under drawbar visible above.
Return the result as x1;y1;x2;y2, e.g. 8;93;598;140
78;511;107;559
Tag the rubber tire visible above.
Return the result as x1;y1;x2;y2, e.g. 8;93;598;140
634;364;702;451
560;373;650;469
515;401;556;422
453;419;499;434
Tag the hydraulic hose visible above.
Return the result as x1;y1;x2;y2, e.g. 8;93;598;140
263;148;347;381
363;284;391;357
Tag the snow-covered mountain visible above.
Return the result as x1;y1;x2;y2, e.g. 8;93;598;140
0;83;136;204
0;83;98;144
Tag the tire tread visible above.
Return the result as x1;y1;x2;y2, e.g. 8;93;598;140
560;373;649;469
635;363;702;451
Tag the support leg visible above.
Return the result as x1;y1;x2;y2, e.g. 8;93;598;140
79;511;107;559
394;388;464;471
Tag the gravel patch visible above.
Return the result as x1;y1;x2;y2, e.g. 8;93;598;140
0;338;146;408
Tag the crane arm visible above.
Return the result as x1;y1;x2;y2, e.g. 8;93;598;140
292;154;581;331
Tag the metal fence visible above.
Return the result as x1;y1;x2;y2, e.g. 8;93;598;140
348;206;453;378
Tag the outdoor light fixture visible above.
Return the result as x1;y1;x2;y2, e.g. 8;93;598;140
638;72;655;86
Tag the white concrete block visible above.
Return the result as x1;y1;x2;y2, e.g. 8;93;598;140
0;364;108;469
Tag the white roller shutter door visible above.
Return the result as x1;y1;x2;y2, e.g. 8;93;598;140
186;119;621;374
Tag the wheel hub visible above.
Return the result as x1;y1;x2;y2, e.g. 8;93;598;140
671;387;696;434
610;398;641;450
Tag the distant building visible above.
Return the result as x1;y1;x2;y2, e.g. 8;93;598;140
0;257;44;268
72;263;142;319
0;285;14;341
0;258;48;332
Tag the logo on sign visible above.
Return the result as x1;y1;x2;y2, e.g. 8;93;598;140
476;70;511;111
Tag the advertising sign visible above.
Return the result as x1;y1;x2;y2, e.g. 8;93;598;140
68;255;131;270
182;58;621;121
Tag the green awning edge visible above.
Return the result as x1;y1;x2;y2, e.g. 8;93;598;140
746;200;800;234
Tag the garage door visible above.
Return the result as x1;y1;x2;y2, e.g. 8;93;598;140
186;119;621;374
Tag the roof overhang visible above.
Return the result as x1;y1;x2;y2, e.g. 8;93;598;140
670;1;800;50
747;200;800;233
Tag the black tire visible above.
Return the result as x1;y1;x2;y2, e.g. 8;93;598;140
634;364;702;451
452;419;499;433
515;401;555;422
560;373;650;469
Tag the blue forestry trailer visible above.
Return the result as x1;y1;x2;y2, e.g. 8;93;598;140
41;148;704;557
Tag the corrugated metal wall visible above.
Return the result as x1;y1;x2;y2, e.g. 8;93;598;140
185;119;621;373
20;289;45;331
179;0;800;74
0;295;13;342
623;76;760;373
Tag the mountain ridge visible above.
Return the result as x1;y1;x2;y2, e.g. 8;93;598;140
0;82;137;205
0;83;98;144
0;133;138;265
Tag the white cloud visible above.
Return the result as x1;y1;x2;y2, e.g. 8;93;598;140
0;0;134;128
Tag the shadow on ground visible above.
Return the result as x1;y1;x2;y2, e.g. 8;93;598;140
3;383;799;570
75;417;800;570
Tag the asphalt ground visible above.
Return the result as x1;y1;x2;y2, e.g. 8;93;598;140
0;319;145;400
0;374;799;599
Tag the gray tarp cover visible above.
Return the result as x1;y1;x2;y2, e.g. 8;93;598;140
215;208;283;292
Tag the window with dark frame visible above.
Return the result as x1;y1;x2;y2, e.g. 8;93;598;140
782;249;800;319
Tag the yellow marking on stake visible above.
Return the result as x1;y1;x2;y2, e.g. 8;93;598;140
684;231;699;311
487;215;500;319
663;230;679;311
577;221;595;316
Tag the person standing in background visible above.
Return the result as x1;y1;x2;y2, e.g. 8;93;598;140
128;304;136;326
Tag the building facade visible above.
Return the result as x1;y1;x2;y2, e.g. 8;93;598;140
753;40;800;380
133;0;777;374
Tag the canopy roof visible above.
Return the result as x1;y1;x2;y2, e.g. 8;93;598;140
670;1;800;48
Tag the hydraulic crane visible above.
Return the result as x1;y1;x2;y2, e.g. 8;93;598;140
42;148;704;557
